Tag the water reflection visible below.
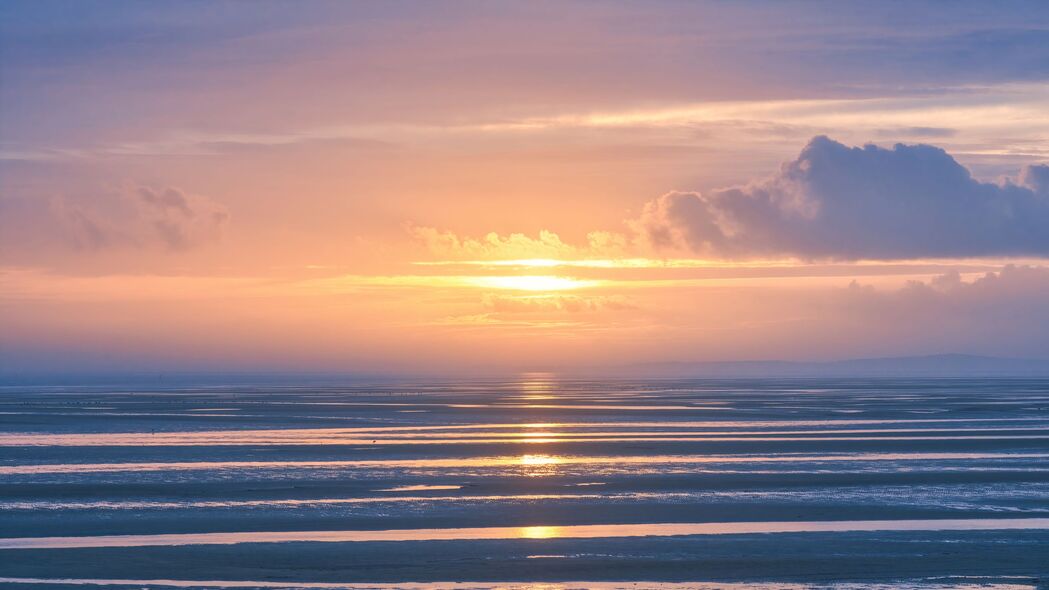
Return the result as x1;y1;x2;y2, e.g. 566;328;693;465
3;518;1048;549
518;453;564;476
517;373;556;400
4;420;1046;447
519;526;563;539
375;485;462;492
4;452;1046;475
519;454;563;466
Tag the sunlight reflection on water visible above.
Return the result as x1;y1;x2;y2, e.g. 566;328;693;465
3;518;1049;549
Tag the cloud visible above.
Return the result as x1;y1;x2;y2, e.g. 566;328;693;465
137;186;193;216
481;293;635;314
633;136;1049;260
873;127;956;139
829;265;1049;357
49;184;229;252
48;199;117;251
134;186;229;250
408;224;627;260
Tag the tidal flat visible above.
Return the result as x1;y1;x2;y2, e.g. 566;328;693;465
0;378;1047;588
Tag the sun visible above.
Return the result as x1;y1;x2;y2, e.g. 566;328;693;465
467;275;599;292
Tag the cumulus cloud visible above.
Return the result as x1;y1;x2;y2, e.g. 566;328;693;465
49;184;229;252
633;136;1049;259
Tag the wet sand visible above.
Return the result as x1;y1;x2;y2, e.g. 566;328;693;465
0;378;1047;588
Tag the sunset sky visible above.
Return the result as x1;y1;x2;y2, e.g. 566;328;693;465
3;1;1049;376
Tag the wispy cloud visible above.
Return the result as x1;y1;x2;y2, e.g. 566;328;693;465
7;83;1049;163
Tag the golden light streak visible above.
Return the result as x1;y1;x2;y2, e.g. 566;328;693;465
414;258;738;269
518;526;563;539
516;432;560;443
296;274;602;293
519;454;563;466
464;275;600;291
415;256;1049;270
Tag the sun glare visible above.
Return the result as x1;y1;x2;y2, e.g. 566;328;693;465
518;526;563;539
516;431;559;443
466;275;599;291
519;454;563;466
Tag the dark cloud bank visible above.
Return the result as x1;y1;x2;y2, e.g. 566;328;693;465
636;136;1049;259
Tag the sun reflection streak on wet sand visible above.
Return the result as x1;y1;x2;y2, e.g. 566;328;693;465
518;526;563;539
3;518;1049;549
3;423;1048;446
3;452;1047;475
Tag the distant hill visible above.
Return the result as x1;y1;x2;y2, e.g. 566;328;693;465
624;354;1049;378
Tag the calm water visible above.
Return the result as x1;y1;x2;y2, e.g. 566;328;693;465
0;378;1047;588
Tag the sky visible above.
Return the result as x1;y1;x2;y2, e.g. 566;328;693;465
2;0;1049;376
